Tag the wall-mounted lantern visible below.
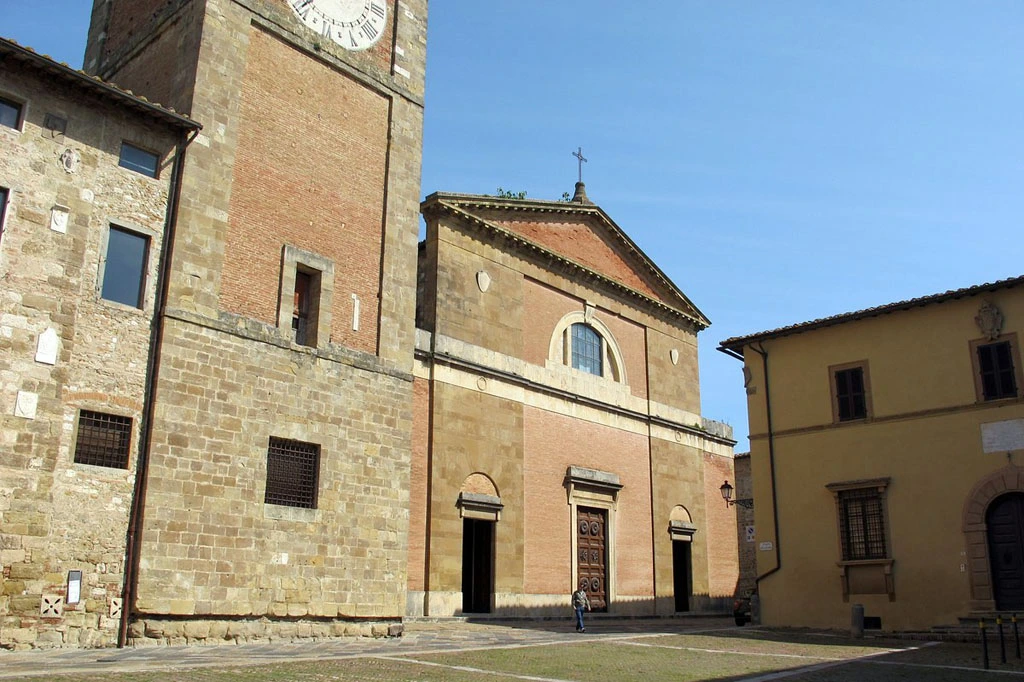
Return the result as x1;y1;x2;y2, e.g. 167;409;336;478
720;480;754;510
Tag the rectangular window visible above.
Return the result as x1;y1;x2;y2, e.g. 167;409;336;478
837;487;887;561
73;410;132;468
977;340;1018;400
0;186;8;244
0;96;23;130
118;142;159;178
265;437;320;509
831;362;869;422
278;245;334;349
101;226;150;308
571;323;603;376
293;269;313;346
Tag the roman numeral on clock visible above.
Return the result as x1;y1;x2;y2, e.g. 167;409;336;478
361;22;379;40
370;1;386;19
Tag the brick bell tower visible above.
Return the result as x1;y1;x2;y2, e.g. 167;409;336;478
84;0;426;643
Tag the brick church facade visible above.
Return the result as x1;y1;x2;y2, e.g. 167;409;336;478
0;0;737;649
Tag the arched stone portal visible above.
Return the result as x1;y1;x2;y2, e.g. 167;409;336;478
963;466;1024;612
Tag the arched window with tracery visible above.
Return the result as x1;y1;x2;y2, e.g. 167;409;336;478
548;310;627;385
571;323;602;376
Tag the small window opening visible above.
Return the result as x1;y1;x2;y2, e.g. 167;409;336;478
978;341;1017;400
0;96;22;130
834;367;866;421
265;437;320;509
119;142;159;178
73;410;132;468
101;226;149;308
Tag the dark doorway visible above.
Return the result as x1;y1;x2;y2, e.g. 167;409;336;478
673;540;692;612
462;518;493;613
987;493;1024;610
576;507;608;611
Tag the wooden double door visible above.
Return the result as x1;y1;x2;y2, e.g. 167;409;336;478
577;507;608;611
988;493;1024;611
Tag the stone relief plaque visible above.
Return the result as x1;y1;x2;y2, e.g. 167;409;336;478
476;270;491;292
975;301;1003;340
59;148;80;174
50;205;69;234
670;348;679;365
35;328;59;365
14;391;38;419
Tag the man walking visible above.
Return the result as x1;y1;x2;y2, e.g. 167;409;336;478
571;586;591;632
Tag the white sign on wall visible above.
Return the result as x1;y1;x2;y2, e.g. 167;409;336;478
981;419;1024;453
759;541;774;552
745;525;756;543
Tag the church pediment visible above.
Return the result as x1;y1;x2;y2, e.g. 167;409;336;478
422;193;709;329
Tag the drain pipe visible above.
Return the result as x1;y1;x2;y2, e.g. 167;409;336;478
118;126;198;647
748;342;782;585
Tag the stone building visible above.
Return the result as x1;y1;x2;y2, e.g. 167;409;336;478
80;0;427;646
0;37;199;648
409;189;738;618
720;276;1024;631
1;0;740;650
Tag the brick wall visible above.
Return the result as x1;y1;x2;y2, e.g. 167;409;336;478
523;406;652;597
220;27;388;354
488;212;663;300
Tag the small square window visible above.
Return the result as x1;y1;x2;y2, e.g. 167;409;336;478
73;410;132;468
118;142;159;178
265;437;320;509
0;96;23;130
101;226;150;308
830;362;870;422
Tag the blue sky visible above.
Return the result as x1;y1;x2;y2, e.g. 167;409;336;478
5;1;1023;450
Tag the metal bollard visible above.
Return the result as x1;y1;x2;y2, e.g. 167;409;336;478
981;620;989;670
1014;614;1021;660
998;616;1007;664
851;604;864;638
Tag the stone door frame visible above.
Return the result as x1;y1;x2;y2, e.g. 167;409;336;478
963;465;1024;611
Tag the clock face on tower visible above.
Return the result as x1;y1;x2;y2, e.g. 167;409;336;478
289;0;388;51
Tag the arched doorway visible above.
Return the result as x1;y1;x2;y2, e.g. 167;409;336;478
987;493;1024;611
457;473;502;614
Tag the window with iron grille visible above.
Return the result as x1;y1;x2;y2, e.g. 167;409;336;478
265;437;320;508
834;366;867;421
571;323;602;377
838;488;887;561
977;341;1018;400
73;410;132;468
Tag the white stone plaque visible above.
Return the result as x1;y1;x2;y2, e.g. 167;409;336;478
758;541;774;551
36;328;59;365
14;391;38;419
981;419;1024;453
50;206;69;233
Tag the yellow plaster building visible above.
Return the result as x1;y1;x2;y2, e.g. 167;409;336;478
719;275;1024;631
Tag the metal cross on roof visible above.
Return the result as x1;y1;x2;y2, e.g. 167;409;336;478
572;146;588;183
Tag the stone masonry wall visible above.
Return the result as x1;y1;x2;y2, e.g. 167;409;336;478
134;315;412;630
0;64;181;649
